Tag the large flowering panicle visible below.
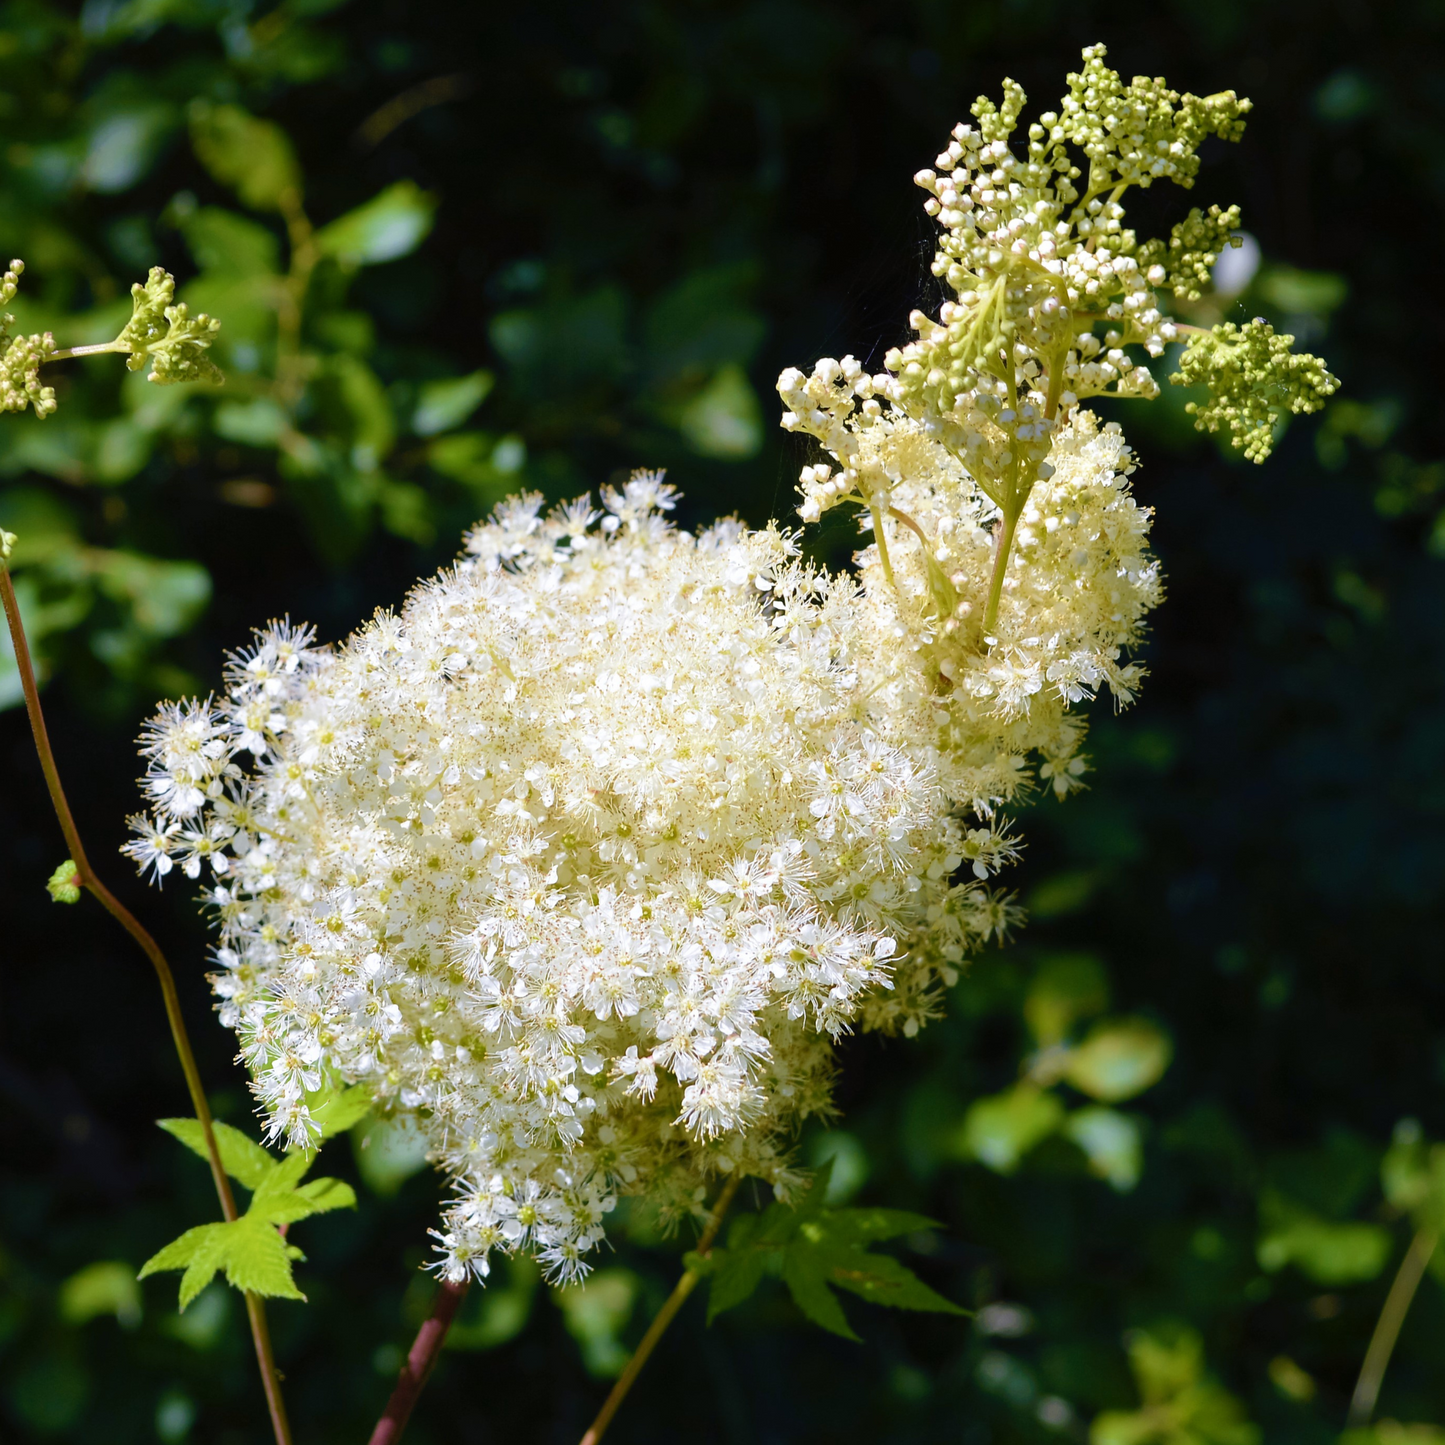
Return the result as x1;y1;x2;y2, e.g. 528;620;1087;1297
126;45;1327;1287
126;423;1155;1283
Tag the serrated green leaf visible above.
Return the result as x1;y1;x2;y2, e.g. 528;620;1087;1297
753;1198;804;1248
823;1207;939;1244
250;1149;313;1206
139;1223;229;1311
818;1245;967;1315
139;1213;304;1308
138;1224;219;1278
158;1118;276;1190
782;1245;858;1340
262;1176;356;1224
705;1246;769;1323
221;1217;305;1300
46;858;80;903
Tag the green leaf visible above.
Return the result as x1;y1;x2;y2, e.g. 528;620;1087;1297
260;1175;356;1225
220;1216;306;1299
189;101;301;212
59;1260;142;1328
181;208;281;277
1064;1106;1144;1192
446;1256;539;1352
46;858;80;904
676;364;763;459
821;1207;939;1244
555;1268;639;1377
158;1118;276;1190
1063;1019;1172;1103
139;1223;229;1311
1256;1191;1392;1285
413;370;494;436
815;1242;965;1315
249;1149;313;1210
92;552;211;637
782;1244;859;1340
214;399;288;448
314;181;436;267
957;1083;1065;1173
704;1246;769;1322
1024;953;1109;1046
139;1215;305;1309
1092;1322;1261;1445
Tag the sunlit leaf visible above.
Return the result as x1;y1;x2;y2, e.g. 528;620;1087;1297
1064;1107;1144;1192
555;1269;638;1377
314;180;436;266
1063;1019;1172;1102
59;1260;142;1328
1256;1191;1392;1285
677;364;763;459
1024;953;1109;1046
413;369;494;436
158;1118;276;1190
189;101;301;211
957;1084;1065;1173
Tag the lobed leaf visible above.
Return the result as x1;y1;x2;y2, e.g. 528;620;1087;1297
159;1118;276;1190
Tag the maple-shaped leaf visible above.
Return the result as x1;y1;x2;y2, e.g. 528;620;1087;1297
691;1163;966;1340
141;1118;356;1309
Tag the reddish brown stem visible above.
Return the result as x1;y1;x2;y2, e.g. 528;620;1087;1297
368;1278;472;1445
1;564;292;1445
578;1174;744;1445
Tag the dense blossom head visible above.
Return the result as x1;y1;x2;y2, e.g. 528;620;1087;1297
127;435;1156;1282
123;46;1261;1285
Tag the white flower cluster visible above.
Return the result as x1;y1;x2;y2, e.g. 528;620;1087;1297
124;48;1183;1287
126;424;1156;1282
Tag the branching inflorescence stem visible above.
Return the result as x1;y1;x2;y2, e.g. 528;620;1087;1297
0;560;293;1445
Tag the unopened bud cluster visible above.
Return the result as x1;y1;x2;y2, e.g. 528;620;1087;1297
1;262;57;418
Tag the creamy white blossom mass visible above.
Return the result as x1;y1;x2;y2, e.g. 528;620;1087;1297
125;413;1156;1283
122;47;1227;1285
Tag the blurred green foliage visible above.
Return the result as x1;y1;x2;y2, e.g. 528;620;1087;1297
3;0;1445;1443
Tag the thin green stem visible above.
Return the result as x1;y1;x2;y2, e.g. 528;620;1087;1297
45;340;127;363
1043;340;1070;422
578;1174;743;1445
982;504;1020;639
1348;1226;1438;1427
868;500;896;589
275;189;318;407
0;563;292;1445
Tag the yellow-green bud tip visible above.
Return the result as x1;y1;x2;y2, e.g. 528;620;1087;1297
0;529;14;563
47;859;81;904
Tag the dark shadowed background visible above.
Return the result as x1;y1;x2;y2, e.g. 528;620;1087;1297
1;0;1442;1440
